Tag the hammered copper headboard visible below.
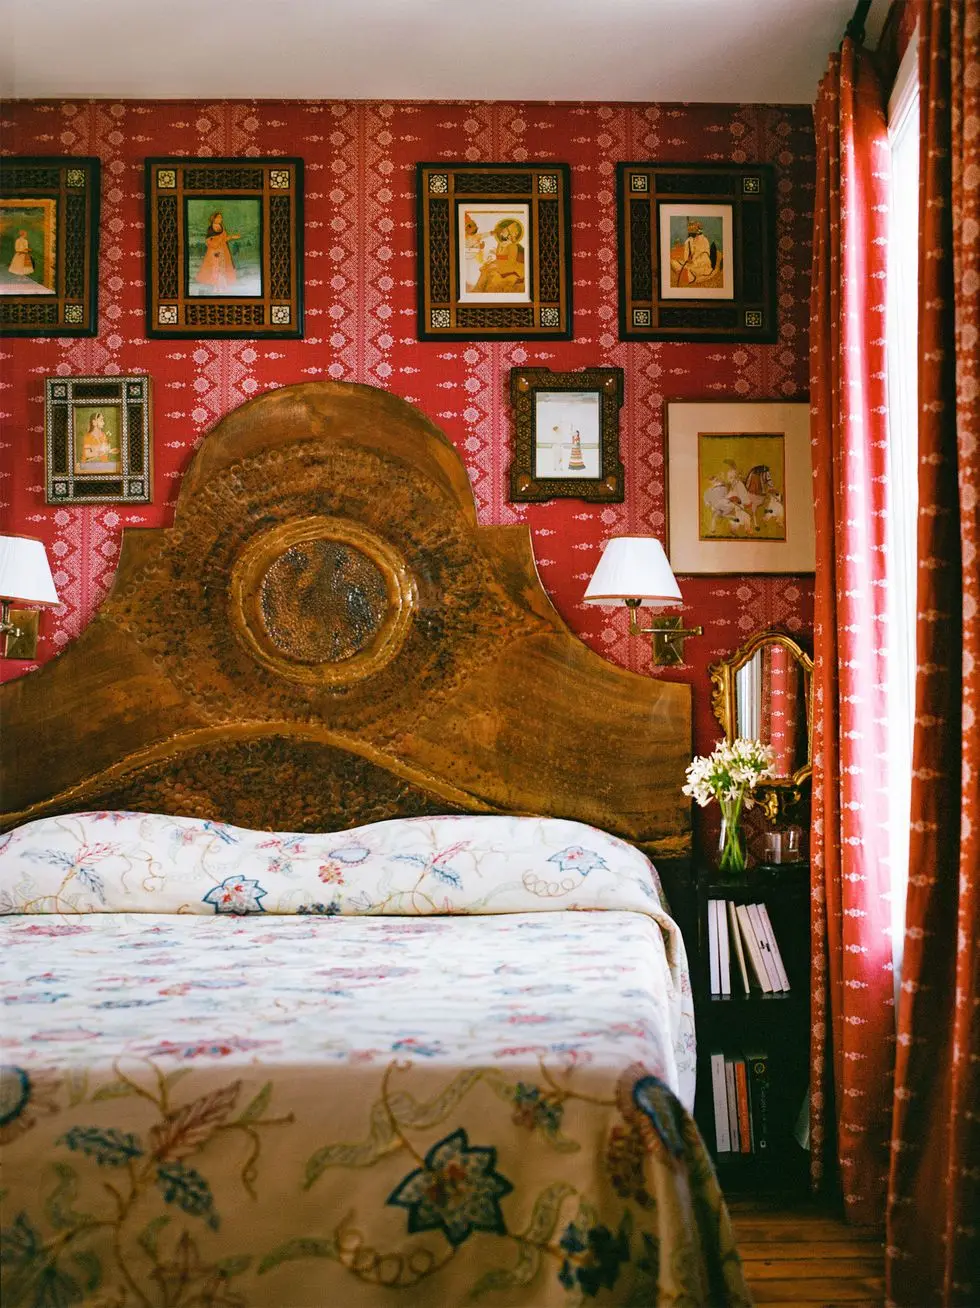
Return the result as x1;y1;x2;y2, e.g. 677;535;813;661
0;382;692;856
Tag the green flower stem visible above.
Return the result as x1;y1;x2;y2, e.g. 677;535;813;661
717;793;748;876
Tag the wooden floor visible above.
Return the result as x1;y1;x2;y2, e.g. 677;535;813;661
729;1197;885;1307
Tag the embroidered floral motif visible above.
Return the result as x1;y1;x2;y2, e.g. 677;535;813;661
613;1063;687;1172
202;877;267;915
557;1216;631;1297
510;1082;564;1137
393;841;469;888
318;861;346;885
547;846;608;876
387;1128;513;1246
297;900;341;916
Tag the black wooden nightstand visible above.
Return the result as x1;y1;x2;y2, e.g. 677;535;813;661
689;862;812;1195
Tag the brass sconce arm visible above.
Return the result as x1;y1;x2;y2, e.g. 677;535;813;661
1;598;40;660
624;599;703;668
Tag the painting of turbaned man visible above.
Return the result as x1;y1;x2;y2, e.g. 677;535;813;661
698;432;786;541
0;201;57;296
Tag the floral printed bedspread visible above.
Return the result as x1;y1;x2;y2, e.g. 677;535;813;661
0;812;749;1307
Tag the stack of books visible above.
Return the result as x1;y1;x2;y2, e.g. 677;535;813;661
707;897;791;996
709;1049;770;1154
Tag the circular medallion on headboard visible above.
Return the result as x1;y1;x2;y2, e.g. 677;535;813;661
232;516;416;685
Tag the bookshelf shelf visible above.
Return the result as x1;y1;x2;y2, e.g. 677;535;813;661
690;863;811;1195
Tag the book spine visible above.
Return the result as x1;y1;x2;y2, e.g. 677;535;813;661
710;1051;731;1152
747;902;783;991
728;898;750;994
745;1051;770;1151
758;902;791;991
724;1057;740;1151
734;1057;752;1153
708;899;720;996
718;897;731;996
736;904;773;992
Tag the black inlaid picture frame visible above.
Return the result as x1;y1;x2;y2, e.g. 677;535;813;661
417;162;572;341
45;375;152;505
0;156;100;337
509;367;624;503
617;162;777;343
145;157;303;339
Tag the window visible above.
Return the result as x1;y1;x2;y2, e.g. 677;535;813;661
884;30;919;995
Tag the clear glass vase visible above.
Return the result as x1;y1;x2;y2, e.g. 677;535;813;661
716;798;748;877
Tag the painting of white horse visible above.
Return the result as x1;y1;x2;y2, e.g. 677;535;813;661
697;432;787;541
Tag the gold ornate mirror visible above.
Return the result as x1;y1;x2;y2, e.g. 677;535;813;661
709;628;814;818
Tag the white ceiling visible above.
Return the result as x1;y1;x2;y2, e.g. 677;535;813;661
3;0;890;104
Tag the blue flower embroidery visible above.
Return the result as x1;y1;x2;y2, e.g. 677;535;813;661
329;844;371;864
297;900;341;916
393;841;468;888
202;877;267;915
557;1218;630;1297
387;1128;512;1247
547;846;608;876
202;821;238;845
511;1082;564;1137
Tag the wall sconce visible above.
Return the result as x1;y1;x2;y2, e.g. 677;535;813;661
0;535;60;660
583;535;702;667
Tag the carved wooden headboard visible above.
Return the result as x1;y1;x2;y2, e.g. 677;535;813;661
1;382;692;857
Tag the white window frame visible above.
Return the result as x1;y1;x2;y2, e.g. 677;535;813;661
884;28;919;1001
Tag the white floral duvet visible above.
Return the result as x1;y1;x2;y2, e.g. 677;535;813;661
0;812;748;1307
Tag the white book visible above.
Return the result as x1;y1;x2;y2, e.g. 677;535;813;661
758;903;791;991
717;899;731;996
724;1057;740;1151
710;1051;731;1152
708;898;721;996
735;904;773;992
748;903;784;991
728;898;751;995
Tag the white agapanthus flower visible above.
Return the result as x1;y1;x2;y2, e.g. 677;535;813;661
682;737;776;809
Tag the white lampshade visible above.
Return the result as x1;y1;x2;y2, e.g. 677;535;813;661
583;536;682;606
0;535;59;607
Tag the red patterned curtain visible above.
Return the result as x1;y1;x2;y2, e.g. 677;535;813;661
809;37;895;1224
887;0;980;1301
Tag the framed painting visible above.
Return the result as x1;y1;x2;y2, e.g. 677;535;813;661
617;163;777;342
417;162;572;341
0;156;100;336
509;367;624;502
665;400;813;573
145;157;303;339
45;375;152;505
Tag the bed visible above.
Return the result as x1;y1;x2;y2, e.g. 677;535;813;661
0;382;749;1306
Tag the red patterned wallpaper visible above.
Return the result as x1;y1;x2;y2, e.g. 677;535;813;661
0;98;814;773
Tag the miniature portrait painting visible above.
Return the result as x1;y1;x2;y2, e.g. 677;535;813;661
534;391;602;479
698;432;787;541
185;198;263;297
0;200;57;295
659;202;734;300
73;405;122;476
457;203;532;304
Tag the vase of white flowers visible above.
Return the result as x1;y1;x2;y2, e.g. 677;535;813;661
682;738;776;876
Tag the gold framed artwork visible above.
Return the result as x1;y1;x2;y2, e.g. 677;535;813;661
509;367;624;502
0;156;100;336
45;375;152;505
417;162;572;341
665;400;813;574
145;157;303;339
617;163;777;342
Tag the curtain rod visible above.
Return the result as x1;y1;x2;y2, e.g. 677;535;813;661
845;0;873;43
